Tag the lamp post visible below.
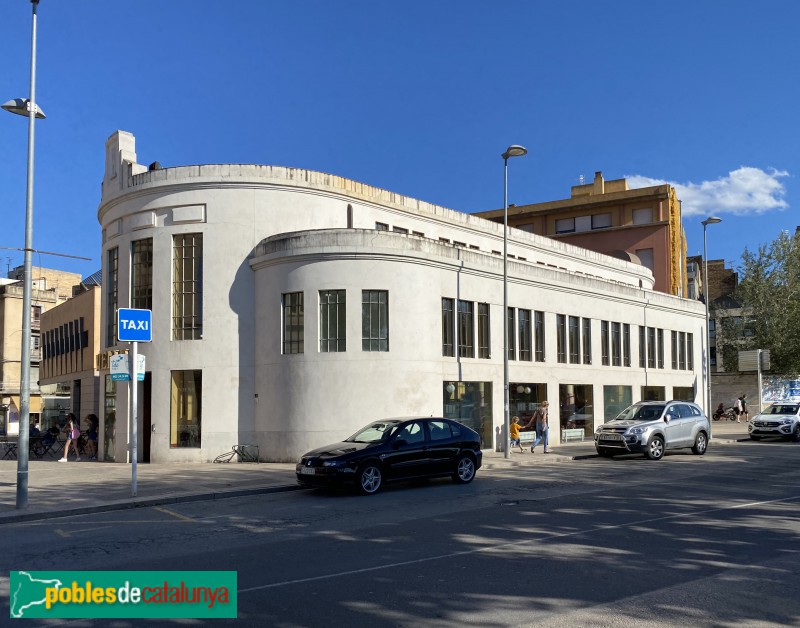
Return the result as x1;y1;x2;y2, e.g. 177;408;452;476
501;144;527;459
702;216;721;437
2;0;44;510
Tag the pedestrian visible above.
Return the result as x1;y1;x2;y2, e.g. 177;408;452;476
58;414;81;462
734;396;742;423
740;394;749;422
85;413;99;460
524;401;550;454
509;416;525;453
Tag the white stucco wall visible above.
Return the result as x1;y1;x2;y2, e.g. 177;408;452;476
97;131;706;463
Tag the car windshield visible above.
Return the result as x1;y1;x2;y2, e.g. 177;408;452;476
615;404;665;422
345;421;401;443
764;404;799;415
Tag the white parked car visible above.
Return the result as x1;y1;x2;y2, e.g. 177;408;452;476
748;404;800;442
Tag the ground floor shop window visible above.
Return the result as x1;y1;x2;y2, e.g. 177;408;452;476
103;375;116;462
509;382;547;425
171;370;202;448
603;385;632;422
642;386;666;401
443;381;492;448
672;386;695;401
559;384;594;440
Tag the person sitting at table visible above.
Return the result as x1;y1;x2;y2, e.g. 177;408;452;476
29;423;41;437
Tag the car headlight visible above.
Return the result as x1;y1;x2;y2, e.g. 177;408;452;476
629;427;646;435
322;459;342;467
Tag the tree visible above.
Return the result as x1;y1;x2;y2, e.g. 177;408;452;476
716;230;800;374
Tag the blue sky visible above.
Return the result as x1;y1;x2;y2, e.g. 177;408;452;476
1;1;796;278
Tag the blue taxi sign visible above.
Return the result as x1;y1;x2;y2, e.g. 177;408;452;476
117;308;152;342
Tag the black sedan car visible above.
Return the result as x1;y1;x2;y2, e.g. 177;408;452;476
296;417;483;495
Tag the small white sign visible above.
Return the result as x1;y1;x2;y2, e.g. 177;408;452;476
109;353;146;381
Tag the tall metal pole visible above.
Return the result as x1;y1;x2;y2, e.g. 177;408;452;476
702;216;721;439
500;145;527;459
16;0;41;510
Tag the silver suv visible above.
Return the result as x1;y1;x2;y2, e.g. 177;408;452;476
748;403;800;441
594;401;710;460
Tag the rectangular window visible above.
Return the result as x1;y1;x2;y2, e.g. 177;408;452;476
657;328;664;369
678;331;686;370
106;247;118;347
131;238;153;310
170;369;202;448
457;300;474;358
647;327;656;369
671;331;678;369
392;226;408;234
555;217;575;234
477;303;490;359
687;333;694;370
611;322;621;366
534;311;545;362
362;290;389;351
442;298;455;357
283;292;304;354
375;222;389;231
518;309;532;361
632;207;653;224
319;290;346;352
582;318;592;365
639;326;646;368
172;233;203;340
636;248;655;274
556;314;566;363
709;319;716;339
623;323;631;367
507;308;516;361
592;213;612;229
601;320;609;366
568;316;580;364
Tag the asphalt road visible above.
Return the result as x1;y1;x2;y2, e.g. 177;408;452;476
2;439;799;627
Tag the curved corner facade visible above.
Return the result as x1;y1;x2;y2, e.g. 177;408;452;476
97;131;707;463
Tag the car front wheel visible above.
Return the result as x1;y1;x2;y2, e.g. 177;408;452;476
452;454;476;484
692;431;708;455
645;435;665;460
357;463;383;495
792;425;800;443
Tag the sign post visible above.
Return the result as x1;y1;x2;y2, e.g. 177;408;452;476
117;308;152;498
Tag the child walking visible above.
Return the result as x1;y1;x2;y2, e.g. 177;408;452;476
509;416;525;453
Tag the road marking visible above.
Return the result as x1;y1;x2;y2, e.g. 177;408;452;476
239;492;800;593
152;506;195;522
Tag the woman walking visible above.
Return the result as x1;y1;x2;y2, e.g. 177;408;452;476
524;401;550;454
58;414;81;462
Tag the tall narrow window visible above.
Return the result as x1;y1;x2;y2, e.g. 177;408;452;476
611;322;621;366
362;290;389;351
442;298;455;357
678;331;686;370
534;311;545;362
457;300;474;358
601;320;609;366
283;292;304;354
568;316;580;364
647;327;656;369
687;333;694;370
319;290;346;352
507;308;516;361
657;328;664;369
582;318;592;364
170;369;202;448
518;309;532;361
172;233;203;340
131;238;153;310
623;323;631;367
671;331;678;369
477;303;490;359
106;247;118;347
556;314;566;363
639;326;646;368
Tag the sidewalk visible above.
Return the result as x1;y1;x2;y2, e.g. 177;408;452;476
0;421;748;524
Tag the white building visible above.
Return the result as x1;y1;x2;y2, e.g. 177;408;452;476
98;131;707;463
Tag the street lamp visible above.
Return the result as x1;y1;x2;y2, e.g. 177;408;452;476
502;144;527;459
2;0;43;510
702;216;721;437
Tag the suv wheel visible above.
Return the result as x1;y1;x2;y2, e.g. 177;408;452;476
791;424;800;443
645;435;665;460
691;431;708;455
